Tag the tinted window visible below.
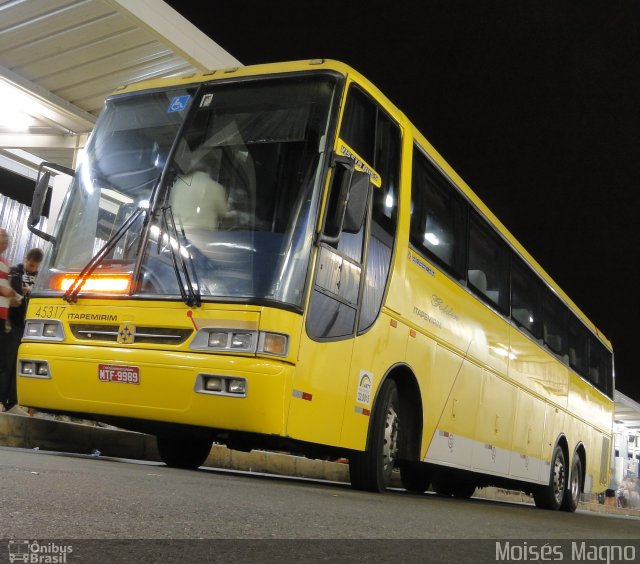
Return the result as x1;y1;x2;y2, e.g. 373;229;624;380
511;256;542;339
568;315;589;377
358;106;400;331
410;147;467;278
340;87;375;164
542;290;568;358
589;336;614;397
468;211;510;313
309;85;399;339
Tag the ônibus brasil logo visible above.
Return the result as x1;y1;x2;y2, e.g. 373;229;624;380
7;541;72;564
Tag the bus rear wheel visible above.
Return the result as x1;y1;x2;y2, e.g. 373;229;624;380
533;445;566;510
561;454;582;513
349;379;400;492
157;435;212;470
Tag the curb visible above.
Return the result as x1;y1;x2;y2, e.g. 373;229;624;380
0;412;159;461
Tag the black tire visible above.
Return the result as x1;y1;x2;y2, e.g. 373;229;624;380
157;435;212;470
349;379;400;492
432;474;476;499
533;445;566;510
400;461;431;493
561;454;583;512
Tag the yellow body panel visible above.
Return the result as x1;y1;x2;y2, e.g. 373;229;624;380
18;59;613;493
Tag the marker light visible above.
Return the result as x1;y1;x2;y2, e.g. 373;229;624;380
260;332;288;356
50;273;132;294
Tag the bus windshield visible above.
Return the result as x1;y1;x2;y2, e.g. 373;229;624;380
38;75;338;309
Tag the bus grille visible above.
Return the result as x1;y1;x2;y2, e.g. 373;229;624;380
69;324;192;345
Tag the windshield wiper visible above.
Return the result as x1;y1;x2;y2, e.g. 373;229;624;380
160;206;201;307
63;208;146;303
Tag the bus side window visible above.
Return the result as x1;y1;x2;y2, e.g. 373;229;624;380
358;109;400;332
409;147;467;280
589;336;614;397
542;290;568;360
568;314;589;377
510;256;542;339
339;84;400;332
467;210;509;314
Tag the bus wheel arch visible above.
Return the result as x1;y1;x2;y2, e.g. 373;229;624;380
348;365;426;492
534;435;569;510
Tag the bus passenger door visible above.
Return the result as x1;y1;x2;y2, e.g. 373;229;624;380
287;147;370;447
288;238;365;446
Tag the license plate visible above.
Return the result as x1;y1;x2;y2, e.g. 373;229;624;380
98;364;140;384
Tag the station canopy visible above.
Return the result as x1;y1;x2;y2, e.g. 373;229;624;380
0;0;240;175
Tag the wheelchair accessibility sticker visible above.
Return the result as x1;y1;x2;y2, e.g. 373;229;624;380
168;95;191;113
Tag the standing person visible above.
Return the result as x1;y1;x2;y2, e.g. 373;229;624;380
4;248;43;413
0;228;22;412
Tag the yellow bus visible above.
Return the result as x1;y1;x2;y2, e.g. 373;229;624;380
18;60;614;511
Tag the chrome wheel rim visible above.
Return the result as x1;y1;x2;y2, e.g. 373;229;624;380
382;404;399;475
553;455;566;505
569;462;580;502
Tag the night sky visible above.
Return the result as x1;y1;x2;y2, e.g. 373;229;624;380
167;1;640;402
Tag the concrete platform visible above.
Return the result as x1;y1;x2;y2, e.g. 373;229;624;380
2;411;637;517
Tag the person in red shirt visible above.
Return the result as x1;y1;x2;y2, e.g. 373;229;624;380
0;228;22;412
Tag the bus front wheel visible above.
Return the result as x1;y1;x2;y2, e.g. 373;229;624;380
157;435;212;470
349;379;400;492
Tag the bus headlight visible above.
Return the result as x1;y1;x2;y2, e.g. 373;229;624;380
23;320;65;341
230;332;252;350
207;332;228;348
19;360;52;379
195;374;247;397
191;329;288;357
228;379;247;394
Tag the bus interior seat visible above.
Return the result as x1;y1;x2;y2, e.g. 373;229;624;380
468;269;500;304
170;171;227;230
544;329;562;356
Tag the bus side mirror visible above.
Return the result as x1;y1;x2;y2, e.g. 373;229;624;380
321;159;370;244
28;162;75;244
342;170;370;234
29;171;50;228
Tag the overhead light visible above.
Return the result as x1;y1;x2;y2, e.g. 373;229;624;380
0;108;34;131
0;79;37;131
424;232;440;246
